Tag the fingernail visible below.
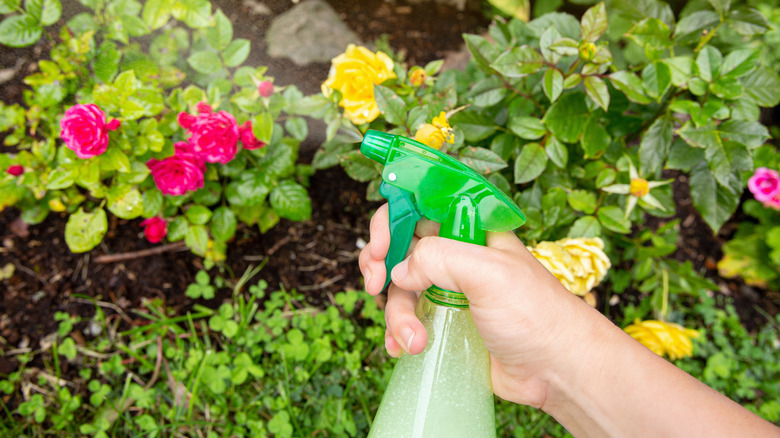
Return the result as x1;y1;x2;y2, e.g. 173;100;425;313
402;327;415;353
391;260;408;283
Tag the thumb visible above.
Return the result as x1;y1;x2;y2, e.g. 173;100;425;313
390;234;520;302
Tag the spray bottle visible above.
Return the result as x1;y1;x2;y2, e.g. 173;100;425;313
361;130;526;437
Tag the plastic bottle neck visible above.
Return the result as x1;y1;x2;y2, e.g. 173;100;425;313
425;286;470;308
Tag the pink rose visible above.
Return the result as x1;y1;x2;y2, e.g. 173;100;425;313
140;217;167;243
60;104;120;159
7;165;23;176
147;142;205;196
258;80;274;98
178;106;239;164
238;121;266;150
748;167;780;204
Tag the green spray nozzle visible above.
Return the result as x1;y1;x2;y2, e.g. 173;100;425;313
361;129;526;294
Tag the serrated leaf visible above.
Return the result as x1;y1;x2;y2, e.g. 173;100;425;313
252;112;274;143
584;76;609;111
0;0;20;14
463;33;500;73
580;2;607;43
26;0;61;26
514;143;547;184
270;182;311;222
545;136;568;168
107;185;143;220
185;225;209;256
543;68;563;103
187;50;222;74
539;27;562;63
211;206;236;242
597;205;631;233
663;57;693;87
374;85;406;125
342;150;380;182
696;46;722;83
642;61;671;100
222;38;250;67
171;0;212;28
581;118;611;159
94;41;121;83
674;10;719;39
0;14;42;47
185;205;212;225
207;9;232;50
727;8;770;36
508;116;545;140
639;116;674;175
142;0;173;30
450;110;496;142
741;66;780;107
568;215;601;238
469;76;506;108
689;165;739;232
65;208;107;253
567;189;596;214
720;48;759;79
543;92;589;143
491;45;543;78
458;146;507;175
609;71;652;104
549;37;579;56
626;17;672;60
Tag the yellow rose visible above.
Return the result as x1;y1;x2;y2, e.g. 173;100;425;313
624;319;700;360
409;67;428;87
414;111;455;150
48;198;66;212
321;45;396;125
528;237;611;296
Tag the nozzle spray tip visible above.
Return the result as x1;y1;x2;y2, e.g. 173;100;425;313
361;130;394;165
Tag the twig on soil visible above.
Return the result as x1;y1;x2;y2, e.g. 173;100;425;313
72;297;133;324
298;274;345;291
94;241;188;263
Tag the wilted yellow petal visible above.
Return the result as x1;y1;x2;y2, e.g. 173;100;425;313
624;319;699;360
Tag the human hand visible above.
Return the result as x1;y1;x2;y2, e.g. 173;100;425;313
358;204;610;408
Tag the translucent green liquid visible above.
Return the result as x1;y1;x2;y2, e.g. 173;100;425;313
368;297;495;437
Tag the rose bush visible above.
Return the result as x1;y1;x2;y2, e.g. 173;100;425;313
0;1;314;263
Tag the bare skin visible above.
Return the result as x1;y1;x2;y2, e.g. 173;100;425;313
359;204;780;437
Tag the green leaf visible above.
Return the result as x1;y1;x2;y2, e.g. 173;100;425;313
567;189;596;214
187;50;222;74
710;76;742;100
171;0;212;28
211;206;236;242
270;182;311;222
663;57;693;87
514;143;547;184
545;136;568;168
185;205;212;225
222;38;250;67
674;10;719;39
26;0;61;26
450;110;496;142
595;167;616;188
583;76;609;111
65;208;107;253
458;146;507;175
101;145;131;173
741;66;780;107
726;8;770;36
625;17;672;60
707;0;730;16
0;14;42;47
463;33;500;73
469;76;506;108
107;185;143;220
0;0;21;14
207;9;232;50
142;189;163;217
508;116;546;140
720;48;759;79
539;27;563;63
374;85;406;126
543;92;589;143
581;118;611;159
642;61;671;100
252;112;274;143
568;215;601;238
696;46;722;82
667;139;705;171
46;167;76;190
94;41;121;83
609;71;652;104
185;224;209;256
597;205;631;233
549;38;579;56
639;116;674;175
490;45;544;78
285;117;308;142
580;2;607;43
342;150;380;182
689;165;739;232
543;69;563;103
142;0;172;30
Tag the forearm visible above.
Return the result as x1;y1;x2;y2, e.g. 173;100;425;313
541;305;779;437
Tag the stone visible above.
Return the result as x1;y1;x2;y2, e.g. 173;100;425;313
266;0;362;66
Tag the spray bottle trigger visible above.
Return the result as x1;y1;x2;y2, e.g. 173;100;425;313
379;181;423;291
